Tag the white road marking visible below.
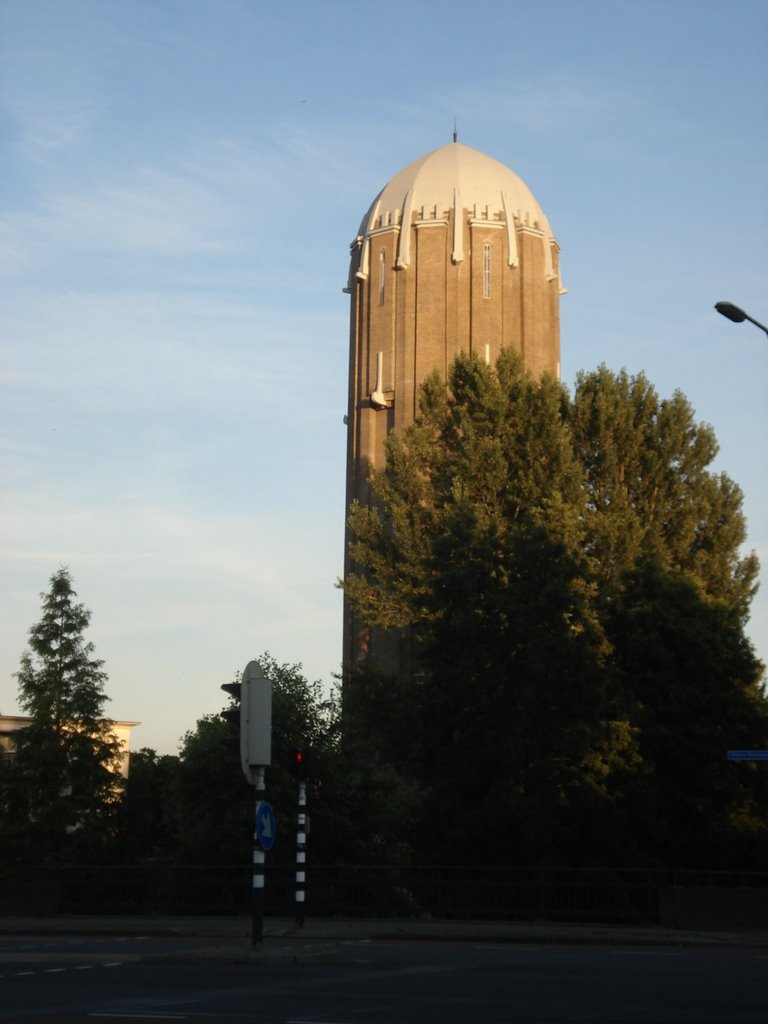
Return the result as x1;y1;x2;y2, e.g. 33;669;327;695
2;962;125;979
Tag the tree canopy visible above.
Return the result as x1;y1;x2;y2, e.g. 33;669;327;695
342;351;767;868
137;654;420;868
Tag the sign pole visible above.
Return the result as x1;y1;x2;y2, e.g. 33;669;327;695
252;766;266;948
221;660;275;949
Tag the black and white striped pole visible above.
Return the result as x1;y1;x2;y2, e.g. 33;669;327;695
288;747;309;926
295;778;307;927
252;769;276;947
252;766;267;945
223;660;273;950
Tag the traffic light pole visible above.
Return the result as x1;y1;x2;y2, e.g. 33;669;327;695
252;766;266;948
221;662;275;951
295;779;307;927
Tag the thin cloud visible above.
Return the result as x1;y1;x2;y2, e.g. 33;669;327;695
2;288;345;414
41;172;229;256
7;93;99;157
0;127;364;277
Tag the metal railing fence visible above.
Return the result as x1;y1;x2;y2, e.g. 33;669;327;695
1;863;765;923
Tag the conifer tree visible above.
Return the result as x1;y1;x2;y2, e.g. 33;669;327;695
5;568;122;864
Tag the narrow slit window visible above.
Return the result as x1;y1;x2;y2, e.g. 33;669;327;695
379;248;386;305
482;242;492;299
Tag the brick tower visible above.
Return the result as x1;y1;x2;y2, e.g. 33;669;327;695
343;140;564;678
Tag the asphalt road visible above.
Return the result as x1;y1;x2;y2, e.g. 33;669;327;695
1;934;766;1023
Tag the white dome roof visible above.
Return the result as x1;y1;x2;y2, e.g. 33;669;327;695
355;141;557;277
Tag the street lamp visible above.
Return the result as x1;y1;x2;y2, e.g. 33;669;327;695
715;301;768;338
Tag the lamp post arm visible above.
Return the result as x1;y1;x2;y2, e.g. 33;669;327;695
744;312;768;338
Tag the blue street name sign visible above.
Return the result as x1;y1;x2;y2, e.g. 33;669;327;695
727;750;768;761
255;801;276;851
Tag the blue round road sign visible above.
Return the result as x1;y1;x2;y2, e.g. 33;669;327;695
255;801;276;851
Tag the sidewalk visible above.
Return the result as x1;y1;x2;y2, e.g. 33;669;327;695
1;914;766;948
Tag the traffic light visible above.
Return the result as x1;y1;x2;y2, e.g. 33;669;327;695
220;678;242;753
288;747;308;780
220;679;242;727
220;661;273;785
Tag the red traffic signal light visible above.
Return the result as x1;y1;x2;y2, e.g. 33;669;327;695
288;747;308;779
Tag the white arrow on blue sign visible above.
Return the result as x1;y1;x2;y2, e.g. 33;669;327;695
255;801;276;851
727;750;768;761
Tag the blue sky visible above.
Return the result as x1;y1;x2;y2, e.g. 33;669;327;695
1;0;766;756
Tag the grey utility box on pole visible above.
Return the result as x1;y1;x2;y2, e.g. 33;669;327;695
241;659;272;784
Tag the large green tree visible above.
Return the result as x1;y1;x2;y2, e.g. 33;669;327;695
570;365;758;617
117;747;181;862
163;655;421;870
603;558;768;867
342;351;766;867
162;657;342;865
3;568;123;865
167;711;253;864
